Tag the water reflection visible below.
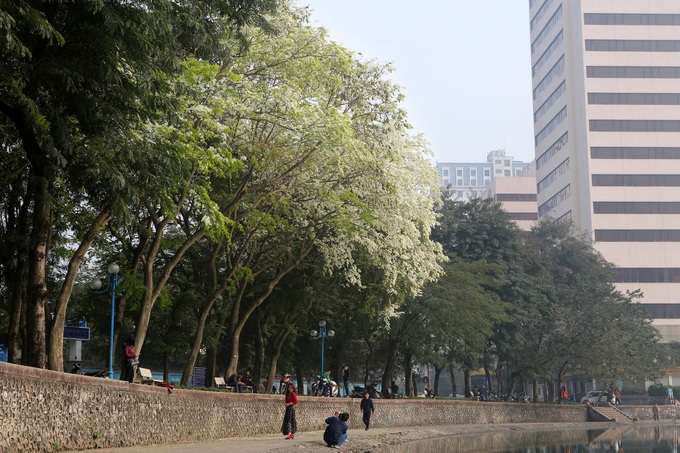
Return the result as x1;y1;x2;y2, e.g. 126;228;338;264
375;425;680;453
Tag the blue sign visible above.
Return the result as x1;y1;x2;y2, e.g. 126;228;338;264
193;367;206;387
0;339;7;362
64;326;90;341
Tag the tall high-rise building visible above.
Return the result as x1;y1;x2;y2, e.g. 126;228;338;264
529;1;680;340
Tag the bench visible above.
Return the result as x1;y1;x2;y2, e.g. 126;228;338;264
214;376;234;392
137;367;163;386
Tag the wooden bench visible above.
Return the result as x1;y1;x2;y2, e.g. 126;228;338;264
137;367;163;386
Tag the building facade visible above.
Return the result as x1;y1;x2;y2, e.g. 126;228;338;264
437;149;529;201
486;162;538;231
529;0;680;340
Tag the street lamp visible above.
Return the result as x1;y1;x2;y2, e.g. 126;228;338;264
310;320;335;375
89;262;120;380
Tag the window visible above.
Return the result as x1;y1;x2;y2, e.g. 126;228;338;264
504;170;511;176
456;179;463;186
643;304;680;319
471;179;477;186
457;191;464;198
495;169;502;174
592;175;680;187
495;159;502;164
537;158;569;193
595;230;680;242
504;160;510;166
584;14;680;26
539;184;571;217
586;40;680;52
533;57;564;99
456;169;463;176
613;268;680;283
530;0;554;31
536;107;567;145
588;93;680;105
442;169;449;177
496;194;538;202
591;147;680;159
531;5;562;55
484;169;490;177
537;132;568;169
535;81;566;122
593;202;680;214
533;31;564;76
590;120;680;132
470;169;477;176
509;212;539;221
587;66;680;79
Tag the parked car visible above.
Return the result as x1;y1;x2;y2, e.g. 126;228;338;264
581;391;609;404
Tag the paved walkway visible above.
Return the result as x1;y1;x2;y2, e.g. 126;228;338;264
63;421;636;453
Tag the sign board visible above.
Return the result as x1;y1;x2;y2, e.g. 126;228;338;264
193;367;206;387
64;326;90;341
0;339;7;362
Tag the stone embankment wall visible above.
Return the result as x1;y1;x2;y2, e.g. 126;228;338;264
0;362;587;452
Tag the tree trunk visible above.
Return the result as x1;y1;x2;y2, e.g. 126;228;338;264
163;351;169;382
464;369;472;398
206;347;218;386
381;337;399;397
295;364;305;396
449;365;457;397
7;180;31;364
266;326;292;393
433;365;442;397
532;378;538;402
25;171;53;369
48;210;111;371
404;351;413;397
253;313;265;393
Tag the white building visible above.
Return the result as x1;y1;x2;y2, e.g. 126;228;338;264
436;149;529;201
529;1;680;340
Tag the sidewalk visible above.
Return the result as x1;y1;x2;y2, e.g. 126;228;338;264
63;421;616;453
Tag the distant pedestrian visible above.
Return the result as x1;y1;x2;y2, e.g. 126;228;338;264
281;383;298;440
615;390;621;406
653;403;660;421
324;412;349;449
122;337;139;383
360;391;375;430
342;366;350;397
560;386;568;404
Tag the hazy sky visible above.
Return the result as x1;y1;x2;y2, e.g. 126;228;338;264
298;1;535;164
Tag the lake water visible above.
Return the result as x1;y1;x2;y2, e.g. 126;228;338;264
375;425;679;452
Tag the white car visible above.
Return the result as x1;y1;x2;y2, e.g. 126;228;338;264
581;391;609;404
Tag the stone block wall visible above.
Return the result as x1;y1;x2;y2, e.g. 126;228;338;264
0;362;588;452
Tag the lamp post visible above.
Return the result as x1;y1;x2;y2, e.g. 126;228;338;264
89;262;120;380
310;320;335;375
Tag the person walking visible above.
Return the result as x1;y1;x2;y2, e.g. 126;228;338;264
560;386;568;404
324;412;349;449
653;403;660;421
360;391;375;430
281;383;298;440
122;337;139;383
342;366;350;397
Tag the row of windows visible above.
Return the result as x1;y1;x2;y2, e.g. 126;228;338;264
508;212;539;221
533;31;564;77
530;0;554;31
495;194;537;202
613;268;680;283
536;107;567;145
592;174;680;187
535;81;565;123
591;147;680;159
594;202;680;214
532;5;563;55
595;230;680;242
588;93;680;105
537;131;568;169
538;184;570;217
587;66;680;79
555;210;572;224
644;304;680;319
584;13;680;26
590;120;680;132
537;158;569;193
534;57;564;99
586;40;680;52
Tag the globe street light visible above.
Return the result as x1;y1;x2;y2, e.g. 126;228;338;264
310;320;335;375
89;262;120;380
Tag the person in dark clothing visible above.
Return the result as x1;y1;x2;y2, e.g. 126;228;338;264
360;391;375;430
122;337;138;383
342;366;350;397
324;412;349;449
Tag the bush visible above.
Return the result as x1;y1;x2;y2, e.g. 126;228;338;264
648;383;680;398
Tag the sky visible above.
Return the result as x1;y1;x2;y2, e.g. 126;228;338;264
297;1;536;164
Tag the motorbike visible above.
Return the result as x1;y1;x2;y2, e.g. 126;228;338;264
311;375;339;397
350;384;382;399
